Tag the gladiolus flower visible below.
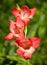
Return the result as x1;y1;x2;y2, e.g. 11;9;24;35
14;37;40;59
12;5;37;25
5;17;24;40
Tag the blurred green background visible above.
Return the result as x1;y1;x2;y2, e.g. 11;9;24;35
0;0;47;65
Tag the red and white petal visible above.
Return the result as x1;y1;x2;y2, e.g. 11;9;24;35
17;48;24;57
24;52;32;59
23;47;35;59
5;33;14;40
29;37;40;48
15;33;25;42
30;8;37;17
9;20;16;34
22;18;30;25
16;16;24;32
21;5;31;16
25;47;35;54
20;5;31;25
12;6;20;18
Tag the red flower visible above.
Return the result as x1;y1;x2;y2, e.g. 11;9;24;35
12;5;37;25
14;37;40;59
5;17;24;40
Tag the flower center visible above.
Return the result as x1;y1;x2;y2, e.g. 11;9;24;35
18;40;31;49
14;26;20;34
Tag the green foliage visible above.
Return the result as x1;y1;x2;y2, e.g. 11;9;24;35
0;0;47;65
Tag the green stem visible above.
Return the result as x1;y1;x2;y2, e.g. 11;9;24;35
28;60;29;65
24;25;27;38
25;60;30;65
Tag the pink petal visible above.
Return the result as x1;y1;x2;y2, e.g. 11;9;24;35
16;16;24;32
24;52;32;59
30;8;37;17
17;48;24;57
12;6;20;18
21;5;31;16
22;19;30;25
15;33;25;42
23;47;35;59
5;33;14;40
29;37;40;48
9;20;16;33
20;5;31;25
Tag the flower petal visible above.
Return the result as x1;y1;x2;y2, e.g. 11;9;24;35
12;6;20;18
9;20;16;33
21;5;31;16
15;33;25;42
24;52;32;59
18;39;32;49
16;16;24;32
22;19;30;25
5;33;14;40
9;20;20;37
29;37;40;48
20;5;31;25
17;48;24;57
23;47;35;59
30;8;37;17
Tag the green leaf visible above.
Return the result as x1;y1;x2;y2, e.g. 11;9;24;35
6;53;26;62
27;23;39;38
38;26;46;38
16;4;20;10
